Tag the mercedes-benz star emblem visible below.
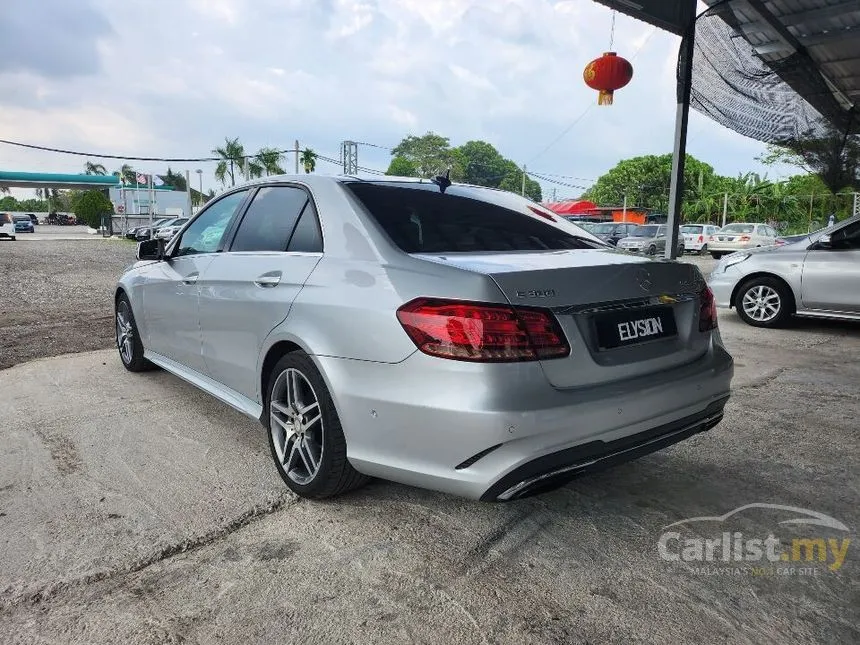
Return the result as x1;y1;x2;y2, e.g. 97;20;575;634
635;268;653;292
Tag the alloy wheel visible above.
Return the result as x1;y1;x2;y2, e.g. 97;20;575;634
270;368;324;486
741;284;781;322
116;301;135;365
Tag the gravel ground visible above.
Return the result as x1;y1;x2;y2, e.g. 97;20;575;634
0;242;858;644
0;239;136;370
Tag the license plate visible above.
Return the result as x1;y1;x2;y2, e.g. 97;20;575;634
594;306;678;349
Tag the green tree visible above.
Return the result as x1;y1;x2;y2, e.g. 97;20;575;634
84;161;107;175
74;190;114;228
256;147;286;176
213;137;247;186
391;132;462;178
385;155;418;177
161;167;187;191
454;140;509;187
299;148;317;174
757;129;860;193
113;164;136;185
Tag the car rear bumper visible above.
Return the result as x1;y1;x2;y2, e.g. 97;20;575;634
317;340;734;500
709;242;755;252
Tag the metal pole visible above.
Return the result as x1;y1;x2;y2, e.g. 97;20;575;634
809;193;814;232
148;173;153;239
295;140;300;174
854;192;859;218
196;169;203;211
521;165;526;197
622;194;627;222
722;192;728;228
185;170;192;218
664;5;697;260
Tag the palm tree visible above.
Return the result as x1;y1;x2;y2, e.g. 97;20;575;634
84;161;107;175
255;147;285;176
300;148;317;174
213;137;247;187
112;164;136;186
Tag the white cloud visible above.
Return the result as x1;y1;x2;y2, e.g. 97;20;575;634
0;0;776;197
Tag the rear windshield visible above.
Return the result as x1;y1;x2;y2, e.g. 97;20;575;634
631;225;659;237
0;213;12;224
681;225;703;234
14;215;31;222
345;182;601;253
722;224;754;233
591;223;618;234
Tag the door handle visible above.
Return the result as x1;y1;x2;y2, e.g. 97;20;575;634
254;273;281;288
182;272;199;285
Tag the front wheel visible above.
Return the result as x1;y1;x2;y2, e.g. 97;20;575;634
699;244;708;255
266;351;369;499
734;277;793;328
677;245;685;255
647;244;657;256
115;294;156;372
711;252;724;259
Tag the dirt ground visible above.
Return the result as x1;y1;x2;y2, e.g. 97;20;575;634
1;239;858;644
0;237;136;370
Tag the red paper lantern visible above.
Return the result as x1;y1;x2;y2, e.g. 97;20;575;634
583;52;633;105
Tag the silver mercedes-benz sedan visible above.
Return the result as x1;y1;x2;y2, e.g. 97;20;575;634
115;175;733;501
708;215;860;327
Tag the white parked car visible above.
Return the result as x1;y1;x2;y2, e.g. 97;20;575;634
154;218;189;241
0;212;16;240
681;224;722;254
708;223;778;259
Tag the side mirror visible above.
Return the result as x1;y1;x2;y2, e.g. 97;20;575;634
137;238;165;261
812;234;832;250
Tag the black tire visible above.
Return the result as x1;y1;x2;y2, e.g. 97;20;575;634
710;252;723;259
11;236;16;241
699;244;708;255
115;293;156;372
733;276;794;328
647;244;657;256
678;245;685;255
265;351;369;499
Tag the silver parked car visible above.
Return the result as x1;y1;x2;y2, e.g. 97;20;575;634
115;175;733;501
617;224;685;255
708;215;860;327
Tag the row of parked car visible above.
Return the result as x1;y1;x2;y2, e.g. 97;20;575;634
574;220;787;258
0;213;39;239
125;216;189;242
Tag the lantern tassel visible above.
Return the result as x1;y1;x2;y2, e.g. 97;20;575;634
598;90;614;106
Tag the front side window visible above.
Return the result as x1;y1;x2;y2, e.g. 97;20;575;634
230;186;312;253
830;221;860;249
174;190;247;257
345;182;600;253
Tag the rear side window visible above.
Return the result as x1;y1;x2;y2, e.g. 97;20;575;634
231;186;313;253
345;183;599;253
287;200;323;252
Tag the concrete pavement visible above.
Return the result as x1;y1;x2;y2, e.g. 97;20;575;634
1;311;858;644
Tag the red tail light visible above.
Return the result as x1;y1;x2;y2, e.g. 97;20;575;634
396;298;570;362
699;286;718;332
739;235;751;241
697;235;704;243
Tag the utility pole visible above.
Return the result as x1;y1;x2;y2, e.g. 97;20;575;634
551;188;557;202
521;165;527;197
185;169;192;218
722;192;728;228
295;140;300;174
622;194;627;222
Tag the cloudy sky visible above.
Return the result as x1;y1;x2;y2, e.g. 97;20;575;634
0;0;786;200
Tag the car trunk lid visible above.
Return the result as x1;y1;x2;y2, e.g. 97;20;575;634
413;249;710;389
